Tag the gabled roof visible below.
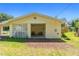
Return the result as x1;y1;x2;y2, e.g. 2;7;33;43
14;13;62;23
0;13;63;25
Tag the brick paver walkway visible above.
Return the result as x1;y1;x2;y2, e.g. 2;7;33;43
27;42;79;56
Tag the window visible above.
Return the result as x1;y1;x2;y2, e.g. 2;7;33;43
3;26;9;31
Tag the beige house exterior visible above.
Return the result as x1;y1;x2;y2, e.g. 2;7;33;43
0;13;62;39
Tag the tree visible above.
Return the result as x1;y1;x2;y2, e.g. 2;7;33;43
71;18;79;36
0;13;13;22
69;20;75;31
71;20;75;27
74;19;79;28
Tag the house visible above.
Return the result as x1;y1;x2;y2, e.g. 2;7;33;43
61;20;69;34
0;13;62;39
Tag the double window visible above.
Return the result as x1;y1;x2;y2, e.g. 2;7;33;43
3;26;9;31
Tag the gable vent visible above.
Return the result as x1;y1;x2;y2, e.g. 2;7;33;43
33;17;37;19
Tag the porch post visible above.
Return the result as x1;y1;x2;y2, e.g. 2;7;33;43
9;25;13;37
27;23;31;38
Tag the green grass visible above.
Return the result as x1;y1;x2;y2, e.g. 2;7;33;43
63;32;79;48
0;39;53;56
0;40;64;56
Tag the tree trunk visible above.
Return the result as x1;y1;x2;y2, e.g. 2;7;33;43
76;28;79;37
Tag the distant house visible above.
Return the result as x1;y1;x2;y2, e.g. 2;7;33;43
61;19;69;34
0;13;62;39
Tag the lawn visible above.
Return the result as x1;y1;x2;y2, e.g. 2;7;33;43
0;41;65;56
0;36;78;56
63;32;79;48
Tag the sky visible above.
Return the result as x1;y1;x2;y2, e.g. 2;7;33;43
0;3;79;21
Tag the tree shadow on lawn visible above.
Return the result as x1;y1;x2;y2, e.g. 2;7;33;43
0;36;65;43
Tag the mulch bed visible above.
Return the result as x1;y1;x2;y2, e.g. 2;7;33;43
25;38;64;42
